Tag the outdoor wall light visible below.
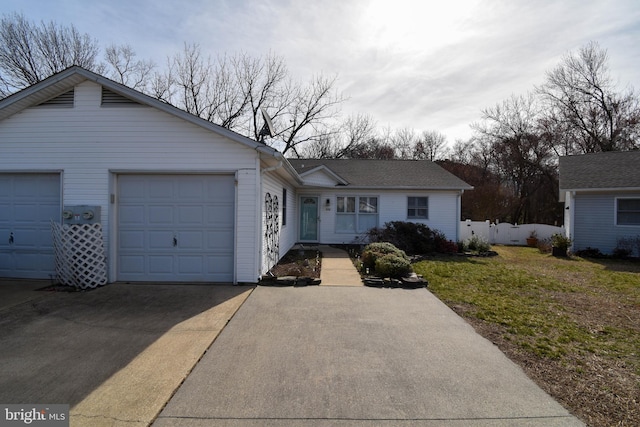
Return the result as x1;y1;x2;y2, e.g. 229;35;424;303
325;198;331;210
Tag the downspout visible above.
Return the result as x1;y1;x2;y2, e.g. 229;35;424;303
255;155;262;282
569;191;576;252
456;190;463;242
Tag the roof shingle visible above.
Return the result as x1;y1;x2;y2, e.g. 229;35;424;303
288;159;472;190
559;151;640;190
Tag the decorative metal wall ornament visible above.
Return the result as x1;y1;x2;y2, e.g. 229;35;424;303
264;192;280;269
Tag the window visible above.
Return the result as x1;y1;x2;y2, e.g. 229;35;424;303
408;197;428;219
336;196;378;233
617;198;640;225
282;188;287;226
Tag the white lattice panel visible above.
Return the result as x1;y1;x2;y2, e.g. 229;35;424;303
51;222;107;289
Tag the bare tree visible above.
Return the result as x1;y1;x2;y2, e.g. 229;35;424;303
270;73;343;156
154;46;343;155
104;44;155;91
537;41;640;153
0;12;100;97
414;130;448;160
391;127;417;159
472;93;558;223
336;113;377;157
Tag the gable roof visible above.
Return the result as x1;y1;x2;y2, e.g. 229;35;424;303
288;159;473;190
0;66;284;155
559;151;640;192
296;164;349;186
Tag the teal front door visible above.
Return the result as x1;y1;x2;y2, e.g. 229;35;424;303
299;197;319;241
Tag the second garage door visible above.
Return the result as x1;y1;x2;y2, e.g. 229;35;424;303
117;174;235;282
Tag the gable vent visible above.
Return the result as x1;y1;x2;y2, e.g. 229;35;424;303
101;87;141;106
36;89;74;107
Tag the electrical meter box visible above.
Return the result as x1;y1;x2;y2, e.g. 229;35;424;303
62;205;101;224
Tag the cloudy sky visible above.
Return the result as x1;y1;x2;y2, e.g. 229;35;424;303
2;0;639;144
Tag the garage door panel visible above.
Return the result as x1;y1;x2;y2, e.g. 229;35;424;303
148;178;176;199
148;230;175;249
118;174;235;282
0;204;10;221
207;230;234;248
206;205;234;224
120;205;145;224
119;179;145;199
119;230;145;249
119;255;145;274
178;179;204;200
207;176;235;198
9;228;40;248
178;206;204;224
14;203;58;222
148;256;174;273
177;256;205;274
149;206;174;224
177;231;204;249
206;254;234;278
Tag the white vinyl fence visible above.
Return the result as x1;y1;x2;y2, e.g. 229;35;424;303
459;220;565;246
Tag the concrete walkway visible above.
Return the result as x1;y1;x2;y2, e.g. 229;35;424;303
154;286;584;426
318;245;363;286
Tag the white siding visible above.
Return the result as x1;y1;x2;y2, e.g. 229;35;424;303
301;169;340;186
574;192;640;254
0;81;260;283
260;171;297;273
297;189;462;244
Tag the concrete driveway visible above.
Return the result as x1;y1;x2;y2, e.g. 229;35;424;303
0;280;253;427
154;286;584;426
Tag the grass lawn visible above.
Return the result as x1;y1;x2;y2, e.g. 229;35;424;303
413;246;639;427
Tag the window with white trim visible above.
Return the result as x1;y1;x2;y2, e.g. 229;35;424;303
408;196;428;219
336;196;378;233
617;198;640;225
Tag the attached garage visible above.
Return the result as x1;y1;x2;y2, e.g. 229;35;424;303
117;174;235;282
0;67;300;284
0;173;61;279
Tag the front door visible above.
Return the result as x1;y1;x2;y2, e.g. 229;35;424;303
299;197;318;241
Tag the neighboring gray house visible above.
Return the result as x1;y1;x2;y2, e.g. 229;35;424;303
559;151;640;254
0;67;471;284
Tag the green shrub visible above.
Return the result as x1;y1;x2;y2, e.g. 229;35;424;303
362;242;408;270
575;247;604;258
374;254;412;278
367;221;451;254
551;233;571;251
464;235;491;253
615;236;640;258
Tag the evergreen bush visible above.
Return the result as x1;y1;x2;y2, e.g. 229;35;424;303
374;254;412;278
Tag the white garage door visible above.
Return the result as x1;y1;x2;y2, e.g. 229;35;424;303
0;173;61;279
117;174;235;282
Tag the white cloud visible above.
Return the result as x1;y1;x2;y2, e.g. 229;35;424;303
2;0;639;143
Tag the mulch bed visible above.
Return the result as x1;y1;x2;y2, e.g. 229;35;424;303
260;249;321;286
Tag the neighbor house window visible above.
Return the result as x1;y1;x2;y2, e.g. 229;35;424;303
336;196;378;233
617;198;640;225
408;197;428;219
